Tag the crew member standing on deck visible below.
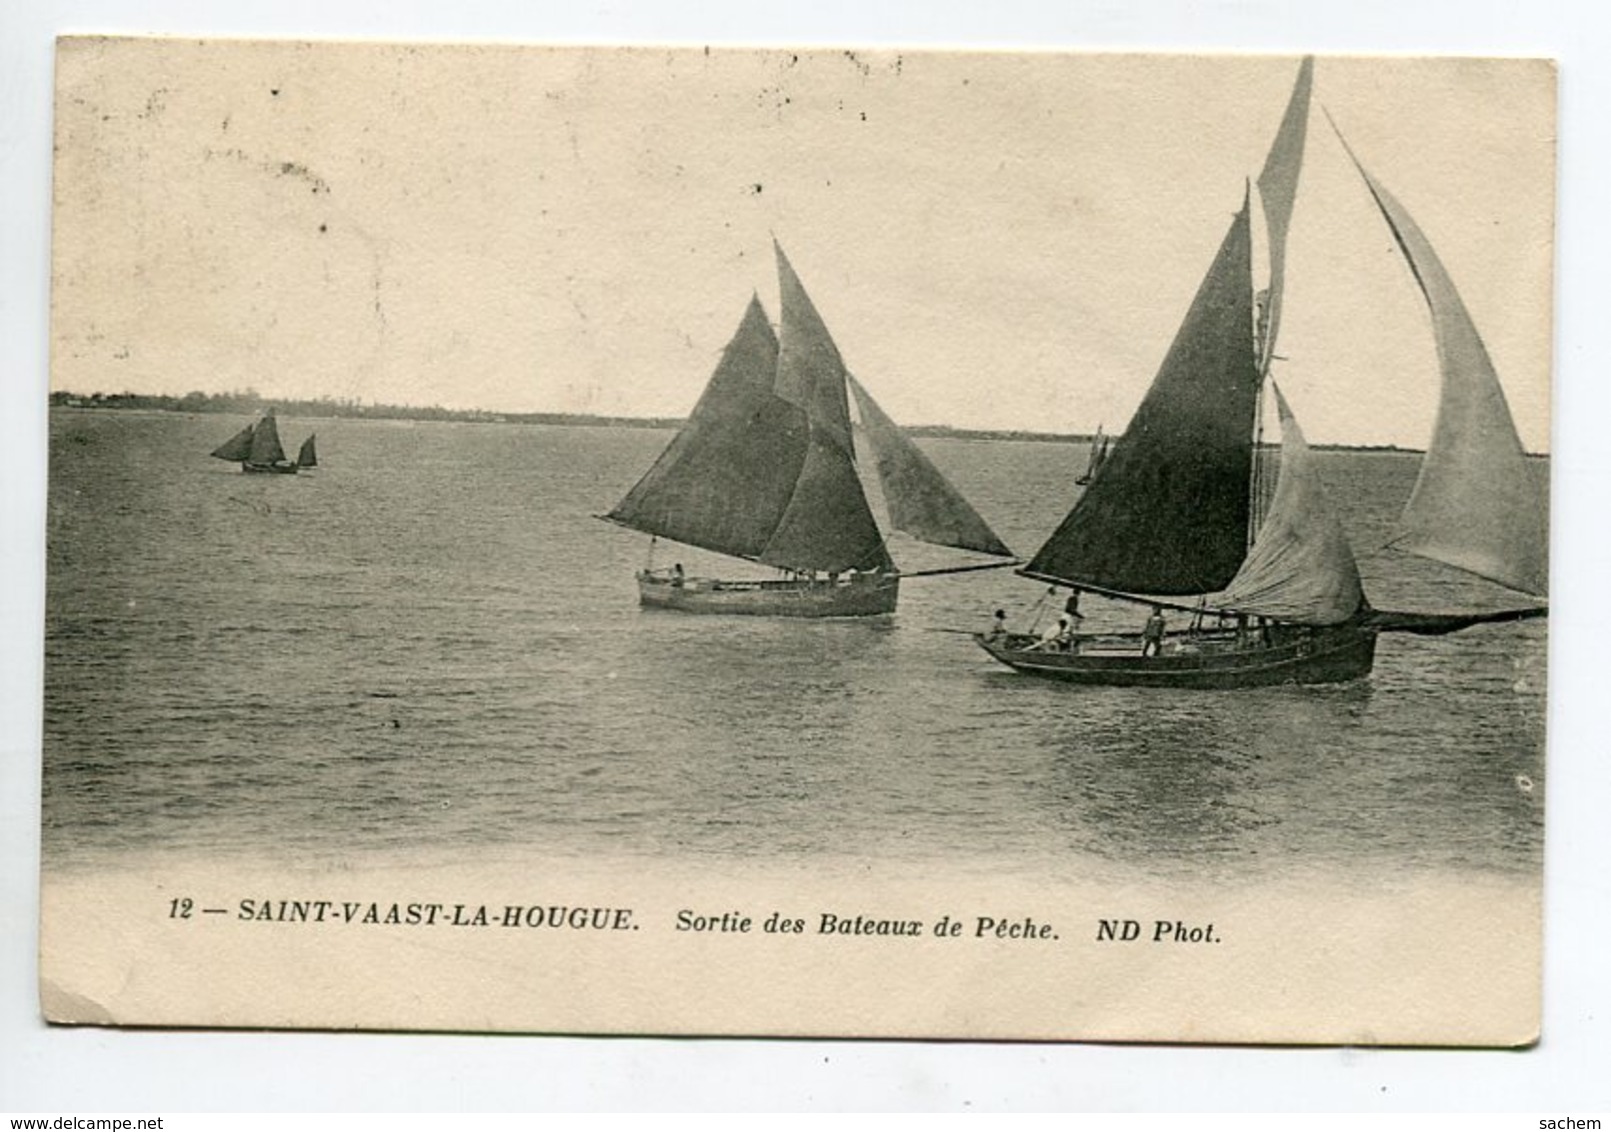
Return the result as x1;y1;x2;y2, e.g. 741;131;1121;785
1063;588;1085;623
1142;606;1166;656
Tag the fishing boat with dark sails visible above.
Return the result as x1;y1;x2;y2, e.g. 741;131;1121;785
976;59;1548;688
602;242;1016;617
210;411;316;474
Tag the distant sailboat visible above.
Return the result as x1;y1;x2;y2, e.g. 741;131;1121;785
1074;426;1109;486
976;58;1547;688
297;434;318;470
601;242;1016;617
210;411;316;475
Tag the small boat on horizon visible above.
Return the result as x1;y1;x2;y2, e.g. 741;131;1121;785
210;411;317;475
975;57;1547;689
600;241;1017;617
1074;425;1110;486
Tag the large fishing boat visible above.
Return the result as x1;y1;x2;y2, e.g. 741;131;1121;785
976;58;1547;687
602;242;1016;617
210;411;316;475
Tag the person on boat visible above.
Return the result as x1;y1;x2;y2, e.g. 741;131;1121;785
672;563;685;588
986;609;1009;642
1142;607;1166;656
1032;615;1074;652
1063;589;1085;622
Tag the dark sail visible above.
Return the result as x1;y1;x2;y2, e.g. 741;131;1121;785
210;423;255;461
848;375;1012;557
606;296;810;559
760;439;893;572
771;242;857;454
760;245;891;573
247;414;287;466
297;435;318;468
1336;129;1550;598
1023;199;1262;595
1256;57;1313;375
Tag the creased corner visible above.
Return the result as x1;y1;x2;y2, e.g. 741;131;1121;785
40;976;118;1026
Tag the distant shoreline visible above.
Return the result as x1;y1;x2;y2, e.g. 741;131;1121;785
48;392;1454;455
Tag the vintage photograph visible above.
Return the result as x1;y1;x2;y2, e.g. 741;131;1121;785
40;40;1552;1043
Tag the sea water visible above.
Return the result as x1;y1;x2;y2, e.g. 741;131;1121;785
42;410;1545;885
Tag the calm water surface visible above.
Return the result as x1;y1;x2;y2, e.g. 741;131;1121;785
43;411;1546;883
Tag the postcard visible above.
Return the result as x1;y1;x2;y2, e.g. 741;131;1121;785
41;39;1552;1043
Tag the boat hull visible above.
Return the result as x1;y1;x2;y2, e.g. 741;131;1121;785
975;621;1377;689
637;571;898;617
242;462;299;475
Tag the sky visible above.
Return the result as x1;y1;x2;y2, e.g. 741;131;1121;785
48;43;1554;451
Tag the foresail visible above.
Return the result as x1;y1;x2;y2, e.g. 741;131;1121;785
1255;56;1313;375
848;376;1013;558
760;437;893;573
297;435;318;468
1338;130;1549;597
1217;386;1363;624
1023;200;1262;595
247;415;287;465
761;244;891;573
210;423;255;461
606;295;810;559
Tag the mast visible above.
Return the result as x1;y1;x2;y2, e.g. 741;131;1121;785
1256;56;1314;378
1249;58;1315;549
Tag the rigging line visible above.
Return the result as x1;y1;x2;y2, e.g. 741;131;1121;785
895;560;1021;579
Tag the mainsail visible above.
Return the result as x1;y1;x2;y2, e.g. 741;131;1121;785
1023;195;1263;595
1217;386;1364;624
210;423;255;462
760;244;892;574
606;295;809;560
1335;126;1549;598
848;375;1013;557
247;414;288;466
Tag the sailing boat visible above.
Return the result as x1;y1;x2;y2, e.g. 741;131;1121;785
1075;426;1110;486
296;434;318;470
601;242;1016;617
210;411;316;474
976;58;1547;688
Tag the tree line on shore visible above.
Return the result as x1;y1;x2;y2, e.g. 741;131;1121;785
49;389;680;431
49;388;1432;452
